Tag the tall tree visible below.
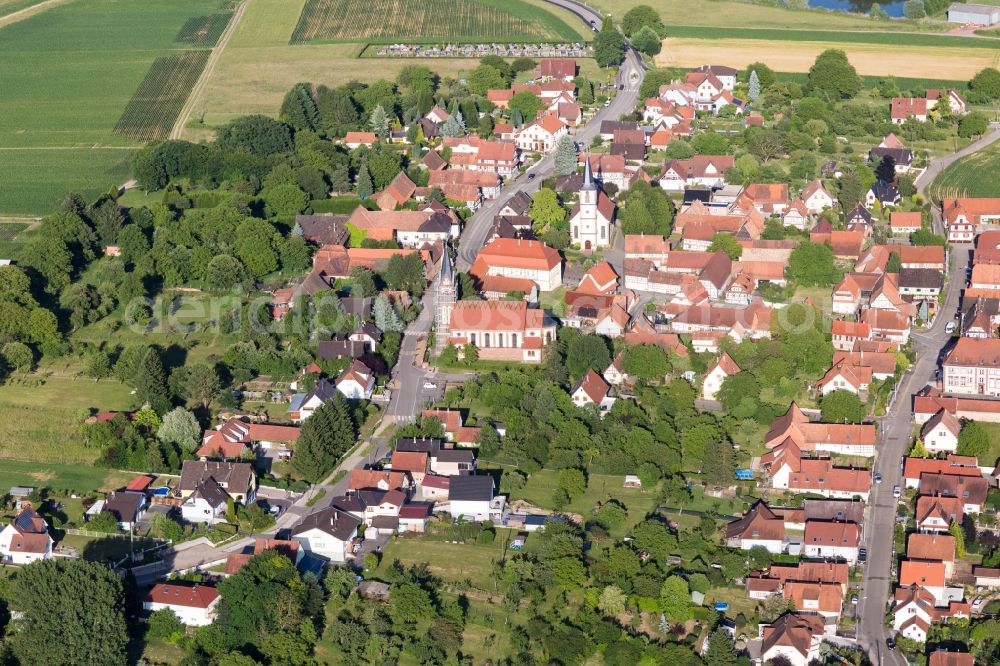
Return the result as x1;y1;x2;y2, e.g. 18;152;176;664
9;559;127;666
135;347;170;413
356;165;374;200
748;70;761;101
373;294;404;332
807;49;861;100
631;26;662;56
292;394;357;482
368;104;390;138
157;407;201;451
659;576;690;622
704;628;739;666
554;135;578;175
279;83;320;132
593;16;624;67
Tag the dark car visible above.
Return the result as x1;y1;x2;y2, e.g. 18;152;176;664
527;173;536;180
886;637;896;649
858;548;867;563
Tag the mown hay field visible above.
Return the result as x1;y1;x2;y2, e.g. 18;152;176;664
656;37;1000;80
927;142;1000;202
0;0;228;215
290;0;581;43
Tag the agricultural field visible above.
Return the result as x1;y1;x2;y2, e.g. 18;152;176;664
664;25;1000;49
183;0;591;140
927;141;1000;201
656;37;1000;80
596;0;946;31
114;51;211;141
0;0;46;19
0;219;31;258
290;0;580;44
0;0;227;215
175;11;234;47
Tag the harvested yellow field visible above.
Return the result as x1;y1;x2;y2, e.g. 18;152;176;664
656;38;1000;80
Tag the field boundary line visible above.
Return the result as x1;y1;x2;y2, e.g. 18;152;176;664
171;0;248;140
0;0;70;29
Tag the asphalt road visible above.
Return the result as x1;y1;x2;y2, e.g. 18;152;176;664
855;243;971;665
457;47;646;271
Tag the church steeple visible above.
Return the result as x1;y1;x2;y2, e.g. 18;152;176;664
434;250;456;354
582;155;596;191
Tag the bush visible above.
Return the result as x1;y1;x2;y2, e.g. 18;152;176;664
146;609;185;642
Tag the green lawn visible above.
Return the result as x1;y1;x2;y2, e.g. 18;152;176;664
374;532;517;591
506;470;660;537
927;140;1000;203
0;0;227;214
0;369;137;464
0;459;133;495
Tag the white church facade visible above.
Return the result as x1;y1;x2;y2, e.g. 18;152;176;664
569;159;615;250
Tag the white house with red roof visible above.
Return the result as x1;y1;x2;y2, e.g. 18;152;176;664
920;409;961;454
537;58;576;82
470;238;563;292
801;179;835;215
702;352;740;401
515;114;567;153
571;369;613;412
0;508;53;564
144;584;221;626
335;359;375;400
943;337;1000;396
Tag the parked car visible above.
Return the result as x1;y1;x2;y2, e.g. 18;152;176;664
423;381;436;390
893;485;902;498
972;597;985;612
886;637;896;650
851;595;858;605
527;173;536;180
858;548;867;563
874;472;883;484
945;322;956;334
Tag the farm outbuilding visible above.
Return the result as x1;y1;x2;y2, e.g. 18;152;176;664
948;2;1000;25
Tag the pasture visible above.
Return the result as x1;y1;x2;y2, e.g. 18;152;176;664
656;37;1000;80
928;141;1000;201
290;0;580;43
0;0;226;215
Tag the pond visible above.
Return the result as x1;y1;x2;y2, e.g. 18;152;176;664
809;0;907;17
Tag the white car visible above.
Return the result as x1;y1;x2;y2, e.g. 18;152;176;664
893;485;902;498
972;597;985;612
423;381;437;390
945;322;956;334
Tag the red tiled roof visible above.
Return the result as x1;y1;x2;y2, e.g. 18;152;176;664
146;583;219;609
907;533;955;562
900;560;946;588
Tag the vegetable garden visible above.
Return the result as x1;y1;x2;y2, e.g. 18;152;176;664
290;0;579;43
113;51;211;141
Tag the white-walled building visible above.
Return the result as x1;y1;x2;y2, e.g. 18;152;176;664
144;584;221;626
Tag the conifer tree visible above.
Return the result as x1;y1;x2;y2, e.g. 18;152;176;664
357;165;374;200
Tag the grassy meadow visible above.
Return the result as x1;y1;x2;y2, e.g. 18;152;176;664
0;370;137;464
0;0;228;215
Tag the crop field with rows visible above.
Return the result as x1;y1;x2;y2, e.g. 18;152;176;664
290;0;580;44
175;12;233;46
0;0;227;215
114;51;211;142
